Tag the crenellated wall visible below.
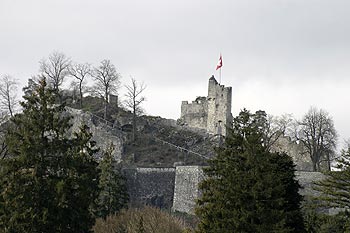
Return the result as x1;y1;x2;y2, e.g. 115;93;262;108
180;76;232;136
180;97;208;130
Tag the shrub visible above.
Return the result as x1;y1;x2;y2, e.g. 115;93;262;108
93;206;192;233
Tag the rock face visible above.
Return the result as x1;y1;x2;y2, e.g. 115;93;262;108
66;107;126;162
180;76;232;136
296;171;325;196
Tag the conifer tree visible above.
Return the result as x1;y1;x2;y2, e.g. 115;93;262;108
313;142;350;226
95;143;128;218
195;109;305;233
0;78;99;232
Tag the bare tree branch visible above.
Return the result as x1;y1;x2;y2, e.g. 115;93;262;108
124;77;146;142
0;75;19;117
292;107;337;171
263;113;293;151
69;62;91;108
92;60;121;119
39;51;71;93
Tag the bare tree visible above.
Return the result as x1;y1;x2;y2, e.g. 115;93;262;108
124;78;146;142
69;62;91;108
39;51;71;93
261;113;293;151
0;111;9;160
0;75;19;117
293;107;337;171
92;60;121;119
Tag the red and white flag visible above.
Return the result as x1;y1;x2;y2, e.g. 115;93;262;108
216;54;223;70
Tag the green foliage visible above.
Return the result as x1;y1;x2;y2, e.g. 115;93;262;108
0;78;99;232
313;144;350;210
309;143;350;232
195;109;305;233
95;143;129;218
303;205;350;233
93;206;189;233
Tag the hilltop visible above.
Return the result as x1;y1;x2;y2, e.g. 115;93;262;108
65;95;217;168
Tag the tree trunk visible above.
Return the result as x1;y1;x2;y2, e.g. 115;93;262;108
104;89;108;120
326;153;331;171
79;82;83;108
7;92;13;117
133;101;136;142
312;155;318;172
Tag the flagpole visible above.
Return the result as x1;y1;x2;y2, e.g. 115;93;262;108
219;67;221;84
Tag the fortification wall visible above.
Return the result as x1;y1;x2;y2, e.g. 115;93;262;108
180;97;208;130
123;167;176;209
122;167;327;215
172;166;204;214
180;76;232;136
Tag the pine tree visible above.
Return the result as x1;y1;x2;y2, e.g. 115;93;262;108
0;78;100;232
312;142;350;227
195;109;305;233
95;143;129;218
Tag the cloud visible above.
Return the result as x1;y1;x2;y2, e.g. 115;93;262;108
1;0;350;143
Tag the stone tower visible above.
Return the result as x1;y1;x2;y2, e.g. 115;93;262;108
180;75;232;136
206;76;232;136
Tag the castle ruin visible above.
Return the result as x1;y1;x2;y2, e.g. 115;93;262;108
180;76;233;136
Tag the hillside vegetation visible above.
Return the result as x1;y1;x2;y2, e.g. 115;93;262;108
66;95;216;167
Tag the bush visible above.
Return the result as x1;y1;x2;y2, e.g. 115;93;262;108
93;206;192;233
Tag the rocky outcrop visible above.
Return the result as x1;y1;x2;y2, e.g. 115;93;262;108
66;107;126;162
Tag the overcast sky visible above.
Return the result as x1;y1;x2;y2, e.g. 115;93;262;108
1;0;350;147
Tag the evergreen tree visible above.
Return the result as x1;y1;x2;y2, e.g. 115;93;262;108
95;143;128;218
0;78;99;232
312;142;350;228
195;109;305;233
303;207;350;233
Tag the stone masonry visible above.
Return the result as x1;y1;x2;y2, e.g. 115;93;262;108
123;167;176;209
123;166;326;215
172;166;204;214
180;76;232;136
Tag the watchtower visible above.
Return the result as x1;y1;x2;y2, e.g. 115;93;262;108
180;76;232;136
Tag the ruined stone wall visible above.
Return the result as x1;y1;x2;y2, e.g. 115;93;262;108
180;76;232;136
66;107;125;162
172;166;204;214
123;167;176;209
180;97;208;130
206;77;232;136
271;137;313;171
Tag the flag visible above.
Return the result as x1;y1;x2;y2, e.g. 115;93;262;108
216;54;223;70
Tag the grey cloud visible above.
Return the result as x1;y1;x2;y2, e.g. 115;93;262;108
1;0;350;143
